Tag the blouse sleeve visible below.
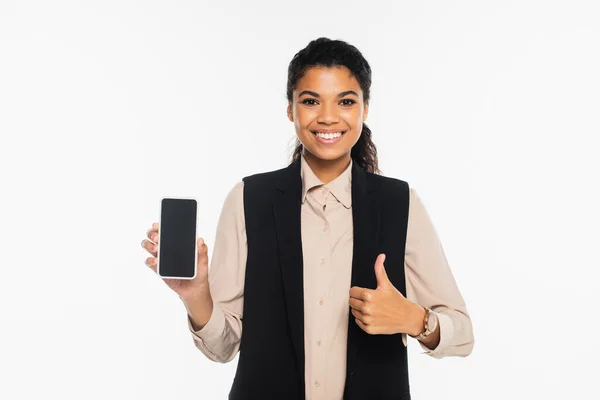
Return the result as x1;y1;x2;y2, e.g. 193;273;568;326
182;181;247;363
404;187;475;358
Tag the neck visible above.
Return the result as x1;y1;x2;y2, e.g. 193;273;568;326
302;150;351;185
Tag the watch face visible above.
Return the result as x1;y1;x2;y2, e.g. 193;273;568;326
427;312;438;332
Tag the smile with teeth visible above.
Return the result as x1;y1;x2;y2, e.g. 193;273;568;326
312;131;346;141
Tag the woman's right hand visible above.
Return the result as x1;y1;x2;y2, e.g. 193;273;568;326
141;222;210;302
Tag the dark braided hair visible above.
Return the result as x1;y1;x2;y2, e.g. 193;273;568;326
287;37;381;174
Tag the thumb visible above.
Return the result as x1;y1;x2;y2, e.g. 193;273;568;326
374;253;390;288
197;237;209;268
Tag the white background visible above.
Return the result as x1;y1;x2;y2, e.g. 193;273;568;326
1;1;599;399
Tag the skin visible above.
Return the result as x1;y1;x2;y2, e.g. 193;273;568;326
287;65;368;185
140;66;440;348
350;254;441;351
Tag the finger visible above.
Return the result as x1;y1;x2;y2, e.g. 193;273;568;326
349;286;363;299
356;318;366;329
197;238;209;267
351;308;367;323
355;318;374;334
146;228;159;243
360;289;374;302
350;286;374;302
349;297;365;311
141;239;158;257
197;238;207;256
145;256;157;272
152;222;159;231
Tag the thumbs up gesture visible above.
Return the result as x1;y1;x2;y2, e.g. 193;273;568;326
349;254;425;336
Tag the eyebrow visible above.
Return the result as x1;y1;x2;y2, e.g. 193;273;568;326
297;90;359;99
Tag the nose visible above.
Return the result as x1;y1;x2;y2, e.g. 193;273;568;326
316;103;339;124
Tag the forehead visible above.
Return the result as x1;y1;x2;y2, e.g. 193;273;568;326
295;66;361;93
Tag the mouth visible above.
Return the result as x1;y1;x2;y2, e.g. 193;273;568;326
311;130;347;144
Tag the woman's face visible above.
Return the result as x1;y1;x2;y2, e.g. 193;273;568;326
287;66;368;163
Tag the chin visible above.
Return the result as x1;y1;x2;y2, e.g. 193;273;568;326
304;146;349;162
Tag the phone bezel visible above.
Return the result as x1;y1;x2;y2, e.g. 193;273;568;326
157;196;198;280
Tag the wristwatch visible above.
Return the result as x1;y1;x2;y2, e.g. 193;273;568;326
411;306;438;341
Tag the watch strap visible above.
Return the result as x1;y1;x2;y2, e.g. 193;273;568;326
413;306;433;340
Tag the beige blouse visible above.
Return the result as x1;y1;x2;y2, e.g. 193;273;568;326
183;154;474;400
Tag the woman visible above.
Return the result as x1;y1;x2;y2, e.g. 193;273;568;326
141;37;474;400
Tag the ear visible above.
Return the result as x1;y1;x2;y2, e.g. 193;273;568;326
287;102;294;122
363;103;369;122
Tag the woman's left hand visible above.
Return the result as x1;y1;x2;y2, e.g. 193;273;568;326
349;254;425;336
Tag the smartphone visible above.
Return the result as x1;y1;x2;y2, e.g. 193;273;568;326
157;197;198;279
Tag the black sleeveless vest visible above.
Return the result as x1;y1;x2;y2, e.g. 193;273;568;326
229;157;412;400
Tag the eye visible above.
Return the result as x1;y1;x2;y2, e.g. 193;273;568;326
301;98;318;105
340;99;356;106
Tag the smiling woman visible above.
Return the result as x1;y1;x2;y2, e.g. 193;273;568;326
143;36;474;400
286;38;380;185
289;71;366;166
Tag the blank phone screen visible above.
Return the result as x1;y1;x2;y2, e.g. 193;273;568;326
158;198;197;279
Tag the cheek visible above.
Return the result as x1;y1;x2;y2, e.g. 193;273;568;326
296;108;315;122
294;111;316;132
337;108;362;126
349;110;365;126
